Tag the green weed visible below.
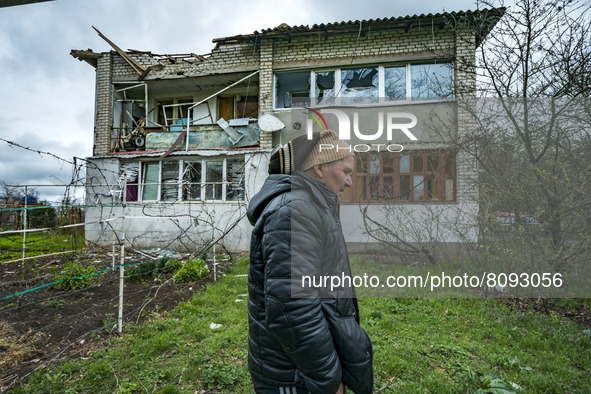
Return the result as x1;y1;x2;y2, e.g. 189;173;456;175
45;299;65;308
125;259;167;282
53;261;96;291
173;258;209;283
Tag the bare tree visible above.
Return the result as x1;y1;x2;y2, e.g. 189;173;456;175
448;0;591;295
359;1;590;296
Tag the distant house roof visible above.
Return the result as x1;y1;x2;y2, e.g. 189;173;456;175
212;8;505;47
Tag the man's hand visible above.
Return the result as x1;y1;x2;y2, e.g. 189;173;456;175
335;382;344;394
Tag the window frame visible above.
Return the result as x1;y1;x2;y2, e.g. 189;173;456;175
342;151;456;204
156;97;194;130
273;60;454;110
217;94;259;121
132;157;245;203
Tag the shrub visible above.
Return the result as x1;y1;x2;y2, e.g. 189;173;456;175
173;259;209;283
54;261;95;291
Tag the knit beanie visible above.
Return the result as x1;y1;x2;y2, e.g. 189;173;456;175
268;130;354;174
300;130;354;172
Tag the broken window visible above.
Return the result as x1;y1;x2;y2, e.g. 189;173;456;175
385;66;407;100
219;95;259;121
343;151;456;203
117;163;140;202
411;63;453;99
134;157;245;202
182;161;202;200
341;67;378;102
275;72;310;108
160;161;180;201
274;62;453;107
113;83;147;151
158;98;194;130
183;157;245;201
205;161;224;200
225;158;245;201
315;71;335;105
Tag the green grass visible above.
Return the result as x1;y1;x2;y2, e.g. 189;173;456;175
0;232;84;262
14;258;591;393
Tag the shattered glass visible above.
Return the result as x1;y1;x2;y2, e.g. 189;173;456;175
182;161;202;200
315;71;335;105
341;67;378;102
225;158;245;201
275;72;310;108
160;161;179;201
117;163;139;202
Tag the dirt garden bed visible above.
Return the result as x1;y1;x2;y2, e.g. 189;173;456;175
0;249;227;391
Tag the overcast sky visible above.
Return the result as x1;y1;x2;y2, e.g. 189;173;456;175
0;0;485;203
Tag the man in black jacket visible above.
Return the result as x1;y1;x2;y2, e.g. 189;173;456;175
247;131;374;394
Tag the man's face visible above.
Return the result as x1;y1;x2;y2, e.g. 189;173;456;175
317;156;354;200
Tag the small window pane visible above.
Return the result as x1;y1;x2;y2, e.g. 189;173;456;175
445;153;455;177
385;66;406;100
382;154;394;173
356;176;367;201
446;178;454;201
411;63;453;99
427;176;439;200
142;163;159;201
183;161;202;200
413;155;424;172
315;71;335;105
176;98;193;125
158;100;173;127
400;154;410;173
341;184;353;202
236;96;258;118
341;67;378;102
162;98;193;130
428;154;439;173
120;163;139;202
383;177;394;200
400;175;410;200
226;158;245;201
275;72;310;108
357;156;368;173
161;161;179;201
369;176;381;200
369;155;380;174
414;175;425;200
206;161;223;200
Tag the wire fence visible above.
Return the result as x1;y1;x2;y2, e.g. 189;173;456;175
1;178;250;391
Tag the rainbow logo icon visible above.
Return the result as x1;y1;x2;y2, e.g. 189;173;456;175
305;107;328;131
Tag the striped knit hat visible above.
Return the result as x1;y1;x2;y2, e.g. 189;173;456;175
268;131;354;174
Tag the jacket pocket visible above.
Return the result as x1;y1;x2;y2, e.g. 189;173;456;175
341;327;373;394
326;313;374;393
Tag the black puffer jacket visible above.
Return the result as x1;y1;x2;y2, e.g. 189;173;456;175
247;172;373;394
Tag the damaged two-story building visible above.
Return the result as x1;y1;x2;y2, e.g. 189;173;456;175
73;8;504;254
